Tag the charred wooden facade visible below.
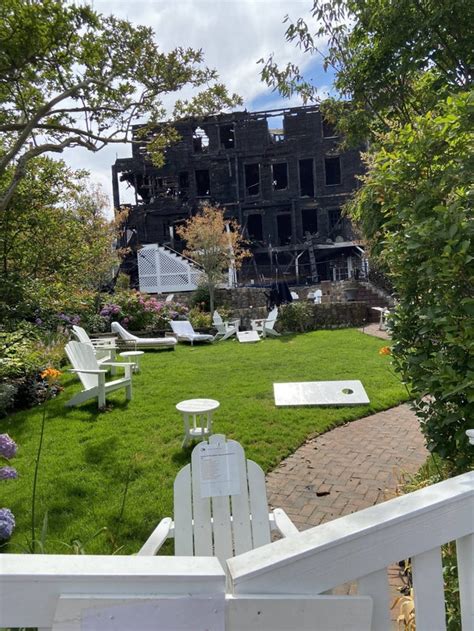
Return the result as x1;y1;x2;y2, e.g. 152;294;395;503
112;105;365;285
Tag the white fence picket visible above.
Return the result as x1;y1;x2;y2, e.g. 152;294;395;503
456;533;474;630
411;547;446;630
357;569;390;631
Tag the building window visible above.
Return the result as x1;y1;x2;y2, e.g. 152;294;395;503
302;208;318;235
328;208;342;232
193;126;209;153
247;214;263;241
325;157;341;186
245;163;260;196
179;172;189;189
322;117;338;138
272;162;288;190
220;124;235;149
299;159;314;197
195;169;210;196
277;213;292;245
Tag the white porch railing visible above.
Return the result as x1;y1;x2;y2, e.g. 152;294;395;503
1;472;472;631
137;244;202;293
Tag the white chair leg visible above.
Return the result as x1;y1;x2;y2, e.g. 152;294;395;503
98;374;106;409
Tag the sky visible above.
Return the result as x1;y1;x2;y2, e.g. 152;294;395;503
66;0;333;215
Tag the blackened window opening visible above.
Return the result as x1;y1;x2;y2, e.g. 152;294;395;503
193;127;209;153
272;163;288;190
195;169;210;196
220;124;235;149
277;214;292;245
325;157;341;185
247;214;263;241
322;117;338;137
299;159;314;197
179;172;189;188
302;208;318;235
328;208;342;232
245;163;260;196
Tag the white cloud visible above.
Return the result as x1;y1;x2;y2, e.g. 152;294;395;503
65;0;332;216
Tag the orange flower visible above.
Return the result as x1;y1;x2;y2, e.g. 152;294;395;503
379;346;391;356
40;367;62;382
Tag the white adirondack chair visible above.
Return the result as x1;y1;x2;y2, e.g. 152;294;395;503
138;434;298;565
65;341;133;409
111;321;177;349
313;289;322;304
250;307;280;338
170;320;214;345
212;311;239;341
72;325;117;366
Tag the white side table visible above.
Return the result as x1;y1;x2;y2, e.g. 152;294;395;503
119;350;144;373
176;398;220;448
371;306;390;330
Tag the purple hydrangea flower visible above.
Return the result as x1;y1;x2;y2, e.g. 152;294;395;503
0;466;17;480
0;434;17;459
0;508;15;540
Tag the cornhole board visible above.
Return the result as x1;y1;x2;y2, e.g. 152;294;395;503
273;380;369;407
237;331;260;343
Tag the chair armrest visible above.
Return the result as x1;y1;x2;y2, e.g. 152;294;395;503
251;318;265;330
69;368;108;374
272;508;299;537
101;361;134;367
137;518;174;556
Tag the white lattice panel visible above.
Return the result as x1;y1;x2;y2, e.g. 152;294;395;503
138;245;201;293
137;247;159;293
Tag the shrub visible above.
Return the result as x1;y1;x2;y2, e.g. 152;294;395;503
0;325;67;413
99;290;188;333
279;302;314;332
351;92;474;471
188;307;212;330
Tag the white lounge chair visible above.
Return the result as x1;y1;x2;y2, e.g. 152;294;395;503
65;341;133;409
72;325;117;366
111;321;177;349
313;289;322;304
250;306;280;338
138;434;298;565
170;320;214;345
212;310;239;341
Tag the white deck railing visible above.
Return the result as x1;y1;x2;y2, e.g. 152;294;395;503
1;471;472;631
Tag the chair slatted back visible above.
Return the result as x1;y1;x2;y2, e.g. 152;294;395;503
65;341;100;391
266;307;278;330
72;325;91;345
111;321;138;342
174;435;271;565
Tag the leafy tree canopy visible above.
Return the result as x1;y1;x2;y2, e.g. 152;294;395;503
0;155;123;323
0;0;241;212
176;204;250;314
260;0;473;142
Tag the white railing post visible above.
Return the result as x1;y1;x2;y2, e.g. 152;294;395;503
457;534;474;630
411;548;446;631
357;569;390;630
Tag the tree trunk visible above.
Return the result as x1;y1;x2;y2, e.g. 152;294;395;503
208;282;215;315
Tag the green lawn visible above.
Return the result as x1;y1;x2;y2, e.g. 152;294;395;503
0;329;405;555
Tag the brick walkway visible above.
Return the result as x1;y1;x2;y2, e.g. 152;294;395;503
266;403;428;621
266;403;428;530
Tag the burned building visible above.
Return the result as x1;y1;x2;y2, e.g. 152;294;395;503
112;105;366;286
